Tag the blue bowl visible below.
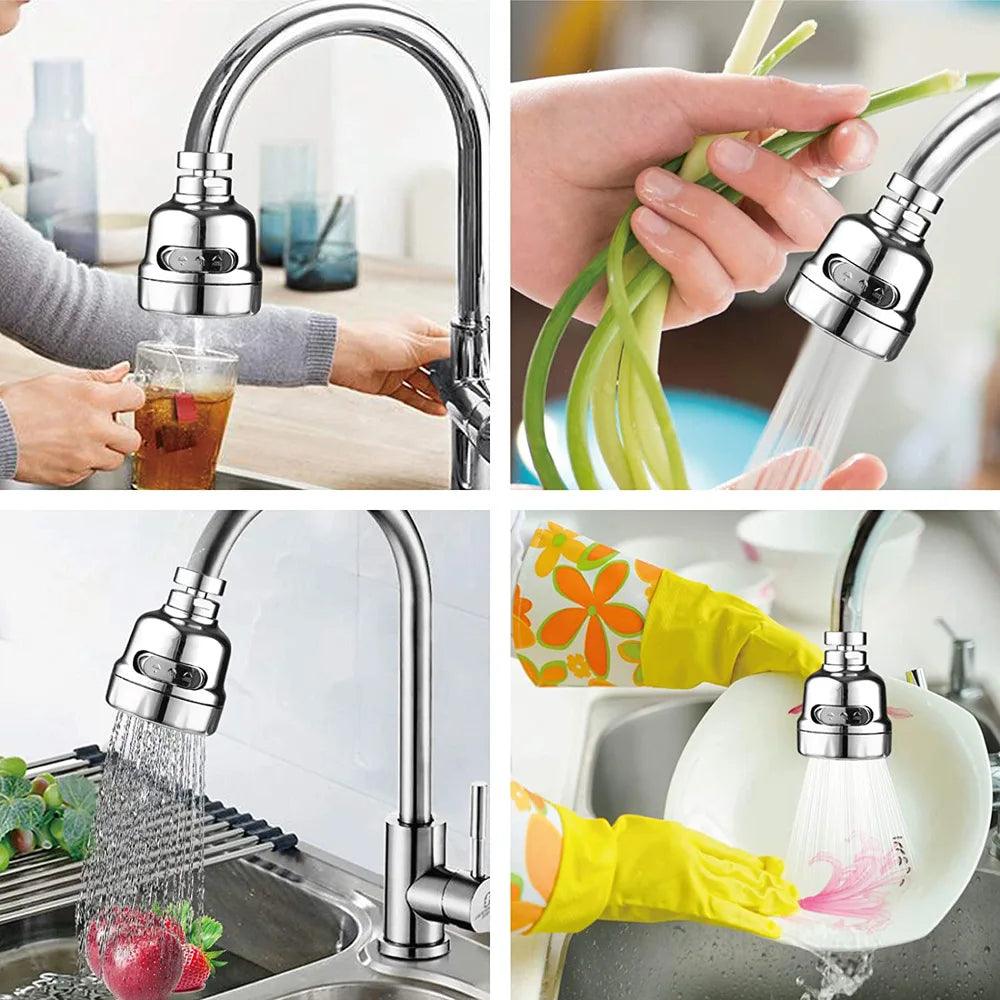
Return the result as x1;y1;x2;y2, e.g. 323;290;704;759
513;389;769;489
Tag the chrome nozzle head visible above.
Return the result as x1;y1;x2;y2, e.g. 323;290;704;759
138;151;261;317
786;174;936;363
797;631;892;760
107;568;230;735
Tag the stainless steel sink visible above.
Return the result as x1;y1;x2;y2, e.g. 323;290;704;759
0;844;487;1000
0;463;309;490
546;692;998;1000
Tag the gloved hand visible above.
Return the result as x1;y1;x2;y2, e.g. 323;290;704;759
516;792;798;938
641;567;820;688
512;522;820;688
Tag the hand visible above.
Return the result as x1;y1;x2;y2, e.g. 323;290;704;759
0;362;144;486
604;816;798;938
512;69;876;325
721;450;887;490
330;316;450;416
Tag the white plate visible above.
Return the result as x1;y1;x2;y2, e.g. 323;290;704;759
665;673;991;951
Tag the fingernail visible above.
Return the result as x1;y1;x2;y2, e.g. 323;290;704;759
632;206;671;239
712;136;756;174
637;167;683;203
817;83;869;115
839;120;878;169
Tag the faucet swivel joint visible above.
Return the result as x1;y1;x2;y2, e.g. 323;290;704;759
798;631;892;760
107;566;231;736
788;76;1000;362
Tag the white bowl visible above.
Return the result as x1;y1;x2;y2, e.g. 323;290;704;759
677;559;775;614
735;511;924;620
665;673;991;952
611;533;710;572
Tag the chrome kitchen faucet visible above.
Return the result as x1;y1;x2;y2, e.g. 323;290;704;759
106;510;490;960
798;510;896;760
787;77;1000;361
136;1;490;489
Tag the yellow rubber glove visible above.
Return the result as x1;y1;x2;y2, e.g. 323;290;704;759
641;568;821;688
529;806;798;939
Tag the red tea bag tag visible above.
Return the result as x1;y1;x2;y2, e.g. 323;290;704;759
174;392;198;424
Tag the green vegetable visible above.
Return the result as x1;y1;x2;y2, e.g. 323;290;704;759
0;757;27;779
57;774;97;860
522;1;997;489
43;783;62;810
10;827;36;855
0;836;13;873
0;775;44;838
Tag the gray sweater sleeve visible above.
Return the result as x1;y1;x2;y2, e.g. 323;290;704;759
0;204;338;389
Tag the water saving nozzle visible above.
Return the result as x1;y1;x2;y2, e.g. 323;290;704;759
798;631;892;760
796;511;898;760
138;152;262;317
787;77;1000;361
106;566;231;735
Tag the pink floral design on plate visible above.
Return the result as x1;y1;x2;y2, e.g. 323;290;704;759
799;836;913;932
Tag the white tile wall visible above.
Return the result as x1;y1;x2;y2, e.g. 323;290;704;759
0;509;489;873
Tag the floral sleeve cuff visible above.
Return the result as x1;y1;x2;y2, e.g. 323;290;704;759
511;522;662;688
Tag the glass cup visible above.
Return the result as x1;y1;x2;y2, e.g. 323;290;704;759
259;142;317;266
284;194;358;292
129;342;239;490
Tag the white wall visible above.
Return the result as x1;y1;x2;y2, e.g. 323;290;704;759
0;0;488;260
0;509;489;874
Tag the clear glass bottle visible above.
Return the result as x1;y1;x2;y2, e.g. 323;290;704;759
26;60;98;264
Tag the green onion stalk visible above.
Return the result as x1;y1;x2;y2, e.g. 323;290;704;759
522;4;996;490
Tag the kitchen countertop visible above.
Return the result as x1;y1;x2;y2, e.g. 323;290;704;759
0;257;456;489
510;509;1000;999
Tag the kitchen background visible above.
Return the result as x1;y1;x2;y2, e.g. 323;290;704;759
511;1;1000;489
0;0;489;490
0;509;490;874
512;507;1000;802
1;0;487;263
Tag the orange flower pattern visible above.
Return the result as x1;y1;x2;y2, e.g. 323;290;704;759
513;523;665;687
538;561;644;678
511;782;564;934
512;584;535;651
530;522;586;577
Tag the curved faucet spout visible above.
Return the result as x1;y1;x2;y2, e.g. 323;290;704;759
183;0;488;329
902;77;1000;195
182;508;433;826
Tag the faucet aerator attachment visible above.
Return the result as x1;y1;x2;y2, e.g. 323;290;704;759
107;567;230;735
797;630;892;760
786;173;937;363
138;151;262;317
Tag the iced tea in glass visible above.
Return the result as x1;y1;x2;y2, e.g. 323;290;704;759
130;342;239;490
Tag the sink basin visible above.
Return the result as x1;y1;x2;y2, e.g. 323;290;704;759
552;694;999;1000
0;463;309;490
0;858;360;997
284;985;471;999
0;844;487;1000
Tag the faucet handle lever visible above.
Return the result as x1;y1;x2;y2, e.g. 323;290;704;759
935;617;977;696
469;782;488;879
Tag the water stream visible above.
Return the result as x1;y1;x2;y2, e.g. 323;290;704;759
743;329;874;488
797;951;876;1000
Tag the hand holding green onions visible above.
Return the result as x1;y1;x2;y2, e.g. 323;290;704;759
516;0;993;490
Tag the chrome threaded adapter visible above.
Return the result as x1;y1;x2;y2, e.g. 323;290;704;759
797;631;892;760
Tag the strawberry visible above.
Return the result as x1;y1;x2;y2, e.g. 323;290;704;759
158;903;225;994
101;919;184;1000
174;945;212;993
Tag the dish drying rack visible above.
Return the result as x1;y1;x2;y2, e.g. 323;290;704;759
0;746;298;927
